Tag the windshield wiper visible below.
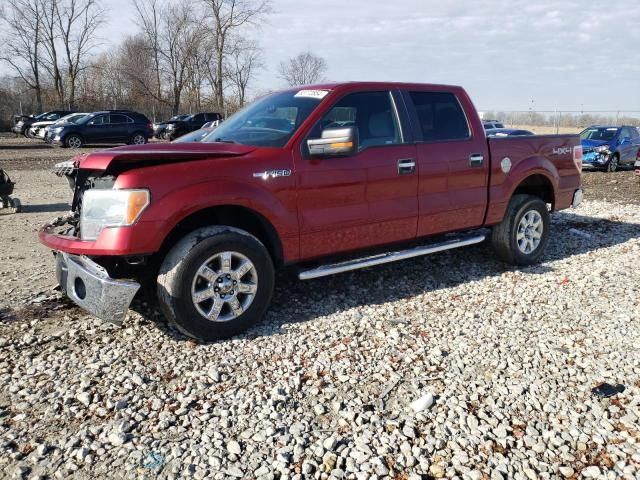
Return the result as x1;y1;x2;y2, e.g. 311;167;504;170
214;137;236;144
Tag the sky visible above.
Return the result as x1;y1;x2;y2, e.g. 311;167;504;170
6;0;640;112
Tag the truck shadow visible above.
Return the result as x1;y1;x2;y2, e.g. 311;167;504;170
135;210;640;342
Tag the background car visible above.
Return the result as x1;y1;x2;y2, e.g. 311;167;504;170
49;110;152;148
580;125;640;172
42;113;89;141
153;114;190;139
31;112;88;140
485;128;534;137
483;119;505;129
164;112;223;140
12;111;74;137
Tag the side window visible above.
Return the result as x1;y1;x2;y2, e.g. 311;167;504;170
309;91;401;150
88;115;105;125
109;114;129;124
409;91;470;142
192;113;205;122
632;127;640;139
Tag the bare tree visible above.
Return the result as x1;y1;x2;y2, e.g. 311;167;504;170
54;0;106;108
132;0;205;115
277;51;327;87
226;37;262;107
40;0;66;106
0;0;45;111
200;0;271;110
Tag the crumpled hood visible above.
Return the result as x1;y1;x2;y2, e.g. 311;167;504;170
32;120;57;127
77;142;257;171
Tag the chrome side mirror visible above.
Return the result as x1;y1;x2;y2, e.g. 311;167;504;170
307;126;358;157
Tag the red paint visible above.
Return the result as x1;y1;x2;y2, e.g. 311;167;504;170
39;82;582;264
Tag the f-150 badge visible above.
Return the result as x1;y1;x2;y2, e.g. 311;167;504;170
253;169;292;180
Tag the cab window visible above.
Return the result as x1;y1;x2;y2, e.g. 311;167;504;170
409;91;470;142
309;91;401;150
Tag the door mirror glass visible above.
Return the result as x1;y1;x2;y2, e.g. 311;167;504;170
308;126;358;157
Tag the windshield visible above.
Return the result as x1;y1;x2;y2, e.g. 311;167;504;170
201;90;328;147
59;113;87;124
580;127;618;141
173;128;214;143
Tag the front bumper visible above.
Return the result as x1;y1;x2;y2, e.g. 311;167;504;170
55;252;140;325
11;125;23;134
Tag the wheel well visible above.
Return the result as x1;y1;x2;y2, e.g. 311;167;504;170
513;174;555;208
159;205;284;266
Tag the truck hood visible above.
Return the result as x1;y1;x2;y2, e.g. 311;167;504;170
581;139;610;148
78;142;258;171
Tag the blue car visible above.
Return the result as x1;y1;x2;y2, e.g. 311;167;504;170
580;125;640;172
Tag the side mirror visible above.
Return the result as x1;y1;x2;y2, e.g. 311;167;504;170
621;137;631;144
307;126;358;157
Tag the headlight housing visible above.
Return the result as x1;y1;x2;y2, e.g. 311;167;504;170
80;189;150;241
594;145;610;153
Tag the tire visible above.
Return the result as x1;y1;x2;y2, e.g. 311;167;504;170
157;226;275;341
129;132;147;145
491;194;550;266
606;154;619;172
64;134;83;149
25;128;35;139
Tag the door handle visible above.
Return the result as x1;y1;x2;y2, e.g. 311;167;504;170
397;158;416;175
469;153;484;167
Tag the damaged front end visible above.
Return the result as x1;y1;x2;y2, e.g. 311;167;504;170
581;145;610;169
42;159;141;325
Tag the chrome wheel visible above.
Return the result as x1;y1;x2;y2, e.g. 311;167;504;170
132;134;146;145
516;210;543;254
67;135;82;148
607;155;618;172
191;251;258;322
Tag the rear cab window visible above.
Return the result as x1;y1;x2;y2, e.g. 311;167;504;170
406;91;470;142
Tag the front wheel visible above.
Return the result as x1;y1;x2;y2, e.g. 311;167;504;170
606;154;619;172
129;132;147;145
491;194;550;266
157;226;274;341
65;134;83;149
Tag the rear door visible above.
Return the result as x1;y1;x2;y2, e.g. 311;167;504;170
295;89;418;259
108;114;132;142
402;89;490;236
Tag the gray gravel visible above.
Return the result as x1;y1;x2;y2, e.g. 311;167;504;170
1;172;640;479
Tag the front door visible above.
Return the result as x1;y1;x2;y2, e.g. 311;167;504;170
295;90;418;259
402;90;490;236
84;114;110;143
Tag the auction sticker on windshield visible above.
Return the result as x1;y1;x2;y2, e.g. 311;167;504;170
294;90;329;99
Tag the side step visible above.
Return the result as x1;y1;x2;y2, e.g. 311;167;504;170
298;234;486;280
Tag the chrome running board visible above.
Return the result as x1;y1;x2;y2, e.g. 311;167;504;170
299;234;486;280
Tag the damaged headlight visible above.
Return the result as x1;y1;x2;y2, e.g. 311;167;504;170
80;189;150;241
594;145;610;153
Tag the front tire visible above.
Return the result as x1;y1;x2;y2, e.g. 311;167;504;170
491;194;550;266
606;154;619;172
129;132;147;145
157;226;274;341
64;134;83;149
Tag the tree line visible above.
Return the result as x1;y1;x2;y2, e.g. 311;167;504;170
0;0;328;127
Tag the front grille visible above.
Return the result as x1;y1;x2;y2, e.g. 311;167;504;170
52;160;78;177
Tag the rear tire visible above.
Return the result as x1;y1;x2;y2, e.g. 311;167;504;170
64;134;83;149
157;226;274;341
491;194;550;266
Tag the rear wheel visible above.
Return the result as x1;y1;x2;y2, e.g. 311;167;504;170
65;134;83;149
606;154;619;172
491;194;550;266
157;226;274;341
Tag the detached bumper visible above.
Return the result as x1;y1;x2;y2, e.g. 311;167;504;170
56;253;140;325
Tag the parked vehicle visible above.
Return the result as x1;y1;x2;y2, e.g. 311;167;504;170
483;120;505;129
164;112;223;140
12;111;73;137
635;149;640;177
34;112;88;141
153;114;190;139
486;128;534;137
580;125;640;172
49;110;153;148
41;82;582;341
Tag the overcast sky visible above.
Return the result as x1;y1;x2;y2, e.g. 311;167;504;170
9;0;640;111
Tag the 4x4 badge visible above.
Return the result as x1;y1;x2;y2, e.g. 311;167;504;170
253;170;291;179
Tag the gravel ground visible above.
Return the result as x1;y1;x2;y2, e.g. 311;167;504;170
1;144;640;480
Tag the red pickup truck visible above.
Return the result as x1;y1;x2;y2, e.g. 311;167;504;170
41;82;583;341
